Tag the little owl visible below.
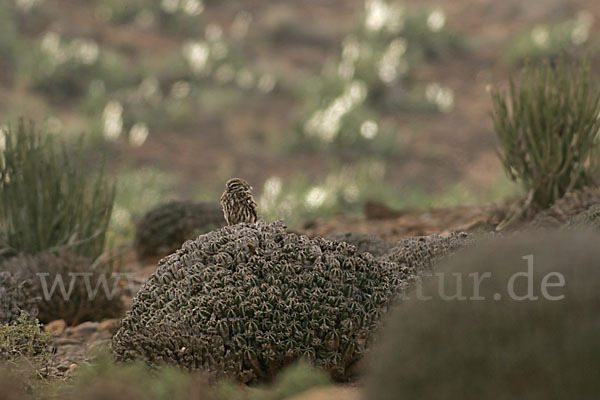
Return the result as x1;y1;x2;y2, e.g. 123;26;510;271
220;178;258;225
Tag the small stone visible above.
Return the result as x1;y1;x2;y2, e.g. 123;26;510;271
68;363;78;372
44;319;66;336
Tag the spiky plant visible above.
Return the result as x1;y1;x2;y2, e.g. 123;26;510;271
0;120;115;260
491;58;600;213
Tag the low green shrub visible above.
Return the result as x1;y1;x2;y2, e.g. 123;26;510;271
367;231;600;399
0;311;51;364
491;58;600;211
0;120;115;260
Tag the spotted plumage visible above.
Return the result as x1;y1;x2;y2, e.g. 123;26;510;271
220;178;258;225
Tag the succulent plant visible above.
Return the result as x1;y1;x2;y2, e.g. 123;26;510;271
1;251;123;325
134;200;225;259
382;232;473;292
531;185;600;228
563;204;600;231
0;271;39;324
367;231;600;400
113;221;404;383
325;232;394;257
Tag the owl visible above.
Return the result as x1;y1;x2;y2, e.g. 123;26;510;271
220;178;258;225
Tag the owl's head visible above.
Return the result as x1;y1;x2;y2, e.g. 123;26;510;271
225;177;253;193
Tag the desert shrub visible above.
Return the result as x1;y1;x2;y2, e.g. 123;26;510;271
367;231;600;400
491;58;600;211
505;12;594;66
0;120;115;260
96;0;206;36
113;221;405;383
0;311;51;363
0;271;39;324
1;251;123;325
287;1;464;155
134;200;224;259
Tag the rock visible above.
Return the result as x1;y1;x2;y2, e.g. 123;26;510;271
68;363;78;372
287;386;362;400
57;362;72;372
97;318;120;334
44;319;66;336
53;338;82;346
69;321;99;338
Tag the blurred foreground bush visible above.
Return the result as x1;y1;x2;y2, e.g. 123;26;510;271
0;349;334;400
367;231;600;399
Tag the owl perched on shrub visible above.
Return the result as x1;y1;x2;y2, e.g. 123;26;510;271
220;178;258;225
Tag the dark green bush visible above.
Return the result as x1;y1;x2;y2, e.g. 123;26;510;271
1;251;124;325
134;200;224;259
0;271;39;324
0;120;115;260
491;58;600;210
367;231;600;400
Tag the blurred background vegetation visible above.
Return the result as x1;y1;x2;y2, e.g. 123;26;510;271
1;0;599;241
